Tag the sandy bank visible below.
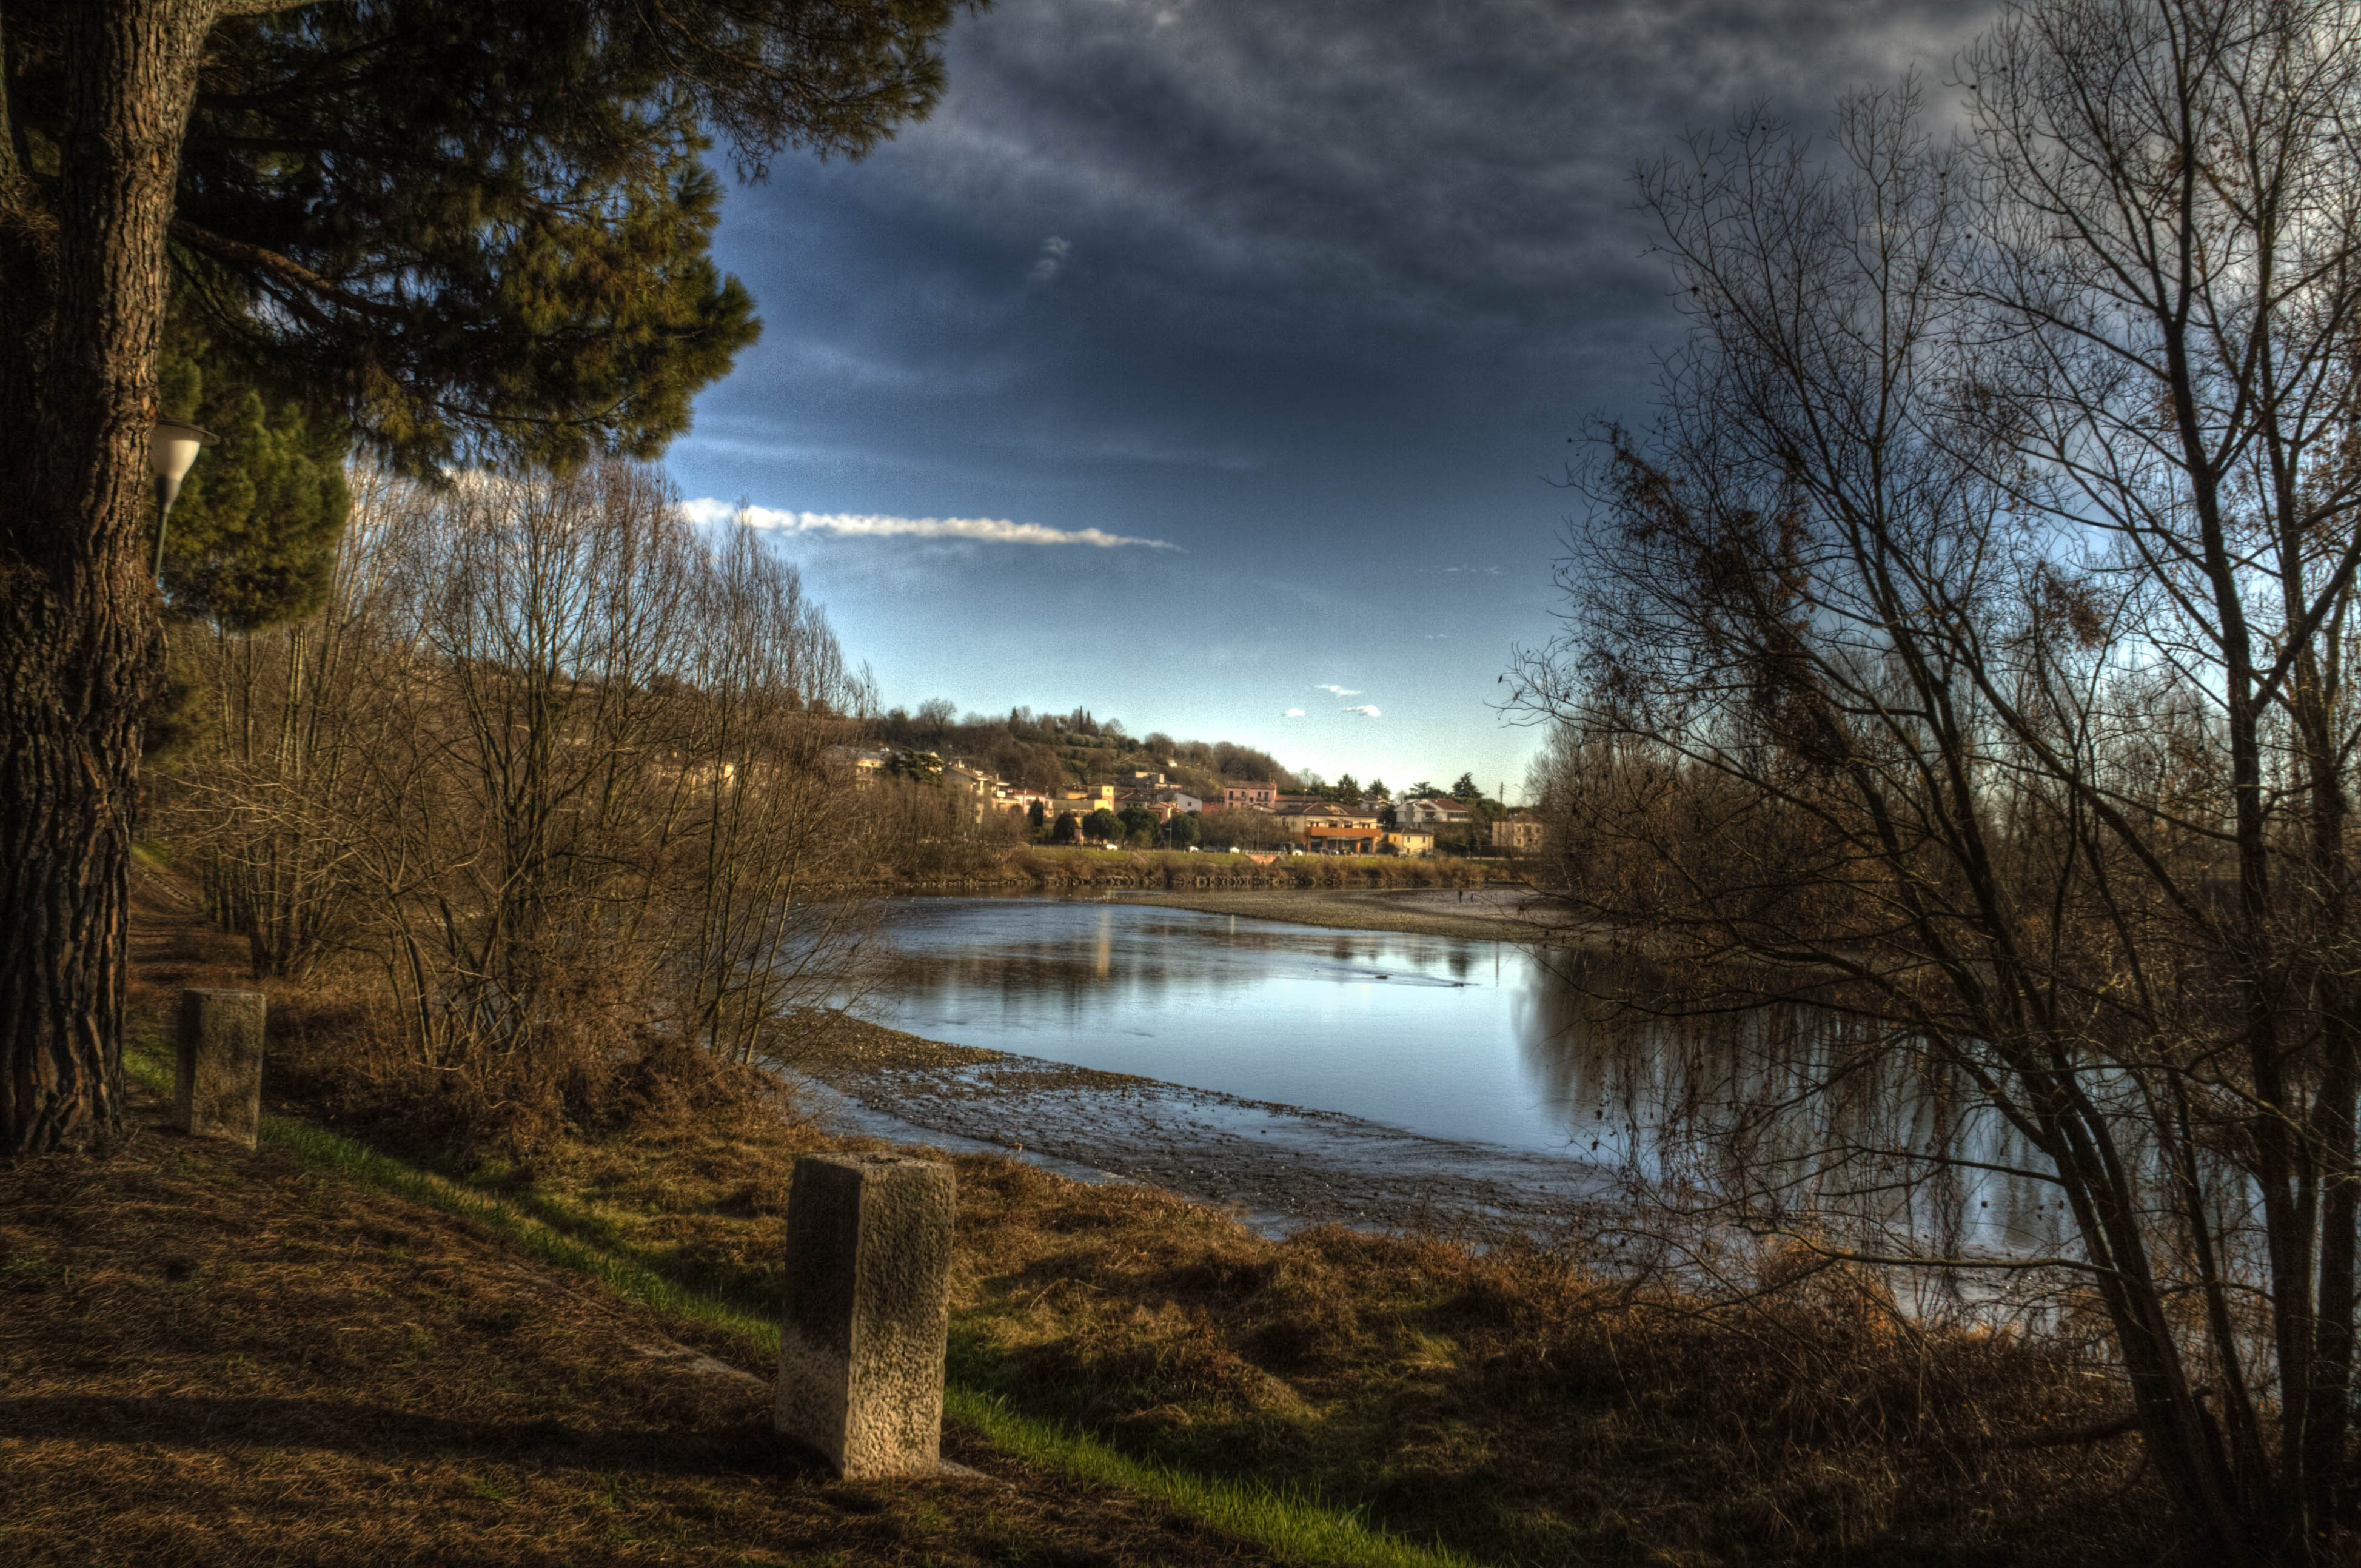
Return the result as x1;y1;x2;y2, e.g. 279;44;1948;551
1083;883;1597;945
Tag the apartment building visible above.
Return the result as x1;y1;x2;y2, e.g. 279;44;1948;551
1490;815;1544;852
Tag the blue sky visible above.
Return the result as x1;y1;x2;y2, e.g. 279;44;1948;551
665;0;1987;799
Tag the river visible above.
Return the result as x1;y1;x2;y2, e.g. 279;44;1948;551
800;894;2071;1253
869;896;1598;1156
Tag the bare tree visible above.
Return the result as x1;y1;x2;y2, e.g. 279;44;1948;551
1513;3;2361;1556
162;463;880;1128
174;466;421;978
673;514;879;1065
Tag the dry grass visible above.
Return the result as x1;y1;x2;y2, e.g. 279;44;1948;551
0;1084;1291;1567
976;1223;2157;1568
73;865;2171;1567
463;1099;2166;1567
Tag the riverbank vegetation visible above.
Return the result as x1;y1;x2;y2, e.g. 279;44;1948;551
156;463;888;1147
501;1111;2159;1568
142;451;1513;1153
1513;1;2361;1556
994;846;1498;891
27;874;2158;1568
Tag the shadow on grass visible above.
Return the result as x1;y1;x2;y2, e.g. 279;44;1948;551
0;1394;814;1478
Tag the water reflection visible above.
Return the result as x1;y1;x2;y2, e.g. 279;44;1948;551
869;897;2078;1259
1516;963;2076;1257
870;897;1580;1153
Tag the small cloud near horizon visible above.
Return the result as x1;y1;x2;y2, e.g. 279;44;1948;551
681;498;1177;550
1282;708;1307;718
1342;704;1381;718
1314;683;1360;697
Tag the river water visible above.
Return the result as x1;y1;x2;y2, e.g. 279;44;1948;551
852;895;2074;1255
868;896;1600;1156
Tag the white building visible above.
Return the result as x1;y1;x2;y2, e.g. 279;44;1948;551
1402;796;1473;828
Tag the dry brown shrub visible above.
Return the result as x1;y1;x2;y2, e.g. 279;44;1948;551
612;1036;789;1130
939;1151;2157;1567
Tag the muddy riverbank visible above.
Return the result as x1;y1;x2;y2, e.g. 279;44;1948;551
777;1017;1618;1238
1091;883;1594;944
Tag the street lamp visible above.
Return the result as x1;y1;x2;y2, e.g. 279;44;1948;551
150;419;216;584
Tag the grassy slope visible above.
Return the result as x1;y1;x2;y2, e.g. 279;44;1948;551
0;1062;1300;1567
460;1099;2160;1568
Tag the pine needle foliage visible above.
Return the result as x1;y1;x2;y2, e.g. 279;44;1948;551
5;0;969;471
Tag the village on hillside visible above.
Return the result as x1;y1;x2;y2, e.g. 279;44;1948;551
838;746;1545;857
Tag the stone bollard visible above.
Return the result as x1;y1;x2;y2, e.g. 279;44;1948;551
775;1151;955;1478
176;988;266;1150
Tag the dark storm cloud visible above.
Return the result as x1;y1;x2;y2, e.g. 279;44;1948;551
694;0;1991;503
900;0;1982;330
672;0;1995;794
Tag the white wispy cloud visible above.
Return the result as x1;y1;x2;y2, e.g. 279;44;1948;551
680;498;1177;551
1342;704;1381;718
1031;235;1072;282
1314;683;1361;697
1282;708;1306;719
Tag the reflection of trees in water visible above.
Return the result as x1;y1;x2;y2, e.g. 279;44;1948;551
874;906;1454;1023
1517;957;2078;1267
1515;957;2288;1405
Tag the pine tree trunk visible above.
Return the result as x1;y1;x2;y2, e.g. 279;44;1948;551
0;1;210;1154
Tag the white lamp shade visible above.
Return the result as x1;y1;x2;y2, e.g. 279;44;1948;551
150;421;217;516
150;421;215;486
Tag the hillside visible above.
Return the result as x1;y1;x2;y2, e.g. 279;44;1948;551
869;703;1293;799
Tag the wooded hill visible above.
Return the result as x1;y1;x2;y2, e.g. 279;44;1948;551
869;703;1295;801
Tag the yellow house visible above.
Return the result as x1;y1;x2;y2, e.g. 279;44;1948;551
1050;786;1116;822
1385;828;1435;856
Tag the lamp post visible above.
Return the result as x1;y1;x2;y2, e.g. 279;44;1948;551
150;420;216;585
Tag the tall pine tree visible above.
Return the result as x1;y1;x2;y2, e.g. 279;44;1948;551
0;0;969;1153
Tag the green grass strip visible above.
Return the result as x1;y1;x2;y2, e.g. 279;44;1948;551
943;1389;1476;1568
122;1039;1478;1568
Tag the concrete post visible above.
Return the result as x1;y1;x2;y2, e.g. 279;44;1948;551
776;1151;955;1478
175;988;266;1150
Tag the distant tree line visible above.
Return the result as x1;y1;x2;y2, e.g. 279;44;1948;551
867;703;1296;801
